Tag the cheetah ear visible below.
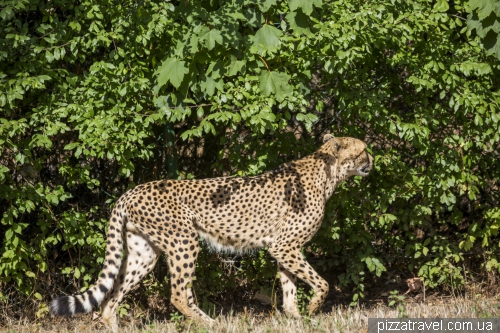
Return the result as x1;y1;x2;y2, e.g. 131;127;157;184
323;135;341;157
332;140;341;156
322;134;334;143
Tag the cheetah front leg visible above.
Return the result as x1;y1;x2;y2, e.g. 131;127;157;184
278;263;300;317
269;247;329;315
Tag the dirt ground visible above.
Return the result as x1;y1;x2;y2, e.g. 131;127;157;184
3;282;500;333
4;295;500;333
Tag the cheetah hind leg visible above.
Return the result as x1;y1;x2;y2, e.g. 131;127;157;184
100;232;159;332
278;263;301;318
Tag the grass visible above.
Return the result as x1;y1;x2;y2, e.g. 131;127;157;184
2;295;499;333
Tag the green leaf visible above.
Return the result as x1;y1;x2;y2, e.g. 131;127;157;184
433;0;449;13
74;267;81;279
286;10;313;37
200;77;223;96
0;6;13;20
473;0;495;20
26;271;36;278
155;57;189;89
258;0;277;12
206;60;224;80
196;107;204;118
251;24;283;55
467;2;500;60
289;0;322;16
118;86;127;96
227;56;246;76
482;30;500;59
365;257;375;272
5;228;13;241
64;142;79;150
259;71;292;102
45;51;54;62
199;28;223;50
2;250;14;259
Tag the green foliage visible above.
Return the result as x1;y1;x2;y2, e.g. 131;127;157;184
169;311;185;331
156;58;189;89
297;287;314;315
467;0;500;60
388;290;408;318
0;0;499;316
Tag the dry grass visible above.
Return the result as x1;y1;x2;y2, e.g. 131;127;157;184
3;295;499;333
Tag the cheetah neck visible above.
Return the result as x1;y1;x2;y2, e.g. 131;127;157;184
306;152;345;201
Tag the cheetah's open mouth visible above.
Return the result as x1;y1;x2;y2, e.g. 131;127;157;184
357;163;371;176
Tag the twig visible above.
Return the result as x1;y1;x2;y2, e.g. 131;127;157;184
257;55;271;72
41;42;72;51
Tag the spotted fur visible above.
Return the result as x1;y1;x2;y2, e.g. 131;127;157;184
50;135;373;331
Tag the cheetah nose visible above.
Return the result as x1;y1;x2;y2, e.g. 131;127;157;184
361;152;374;174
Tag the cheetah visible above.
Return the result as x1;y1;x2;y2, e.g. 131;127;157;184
50;134;373;330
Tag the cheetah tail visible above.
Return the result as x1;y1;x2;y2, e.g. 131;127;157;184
49;204;126;316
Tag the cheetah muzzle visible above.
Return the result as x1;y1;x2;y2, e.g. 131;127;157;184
50;134;373;331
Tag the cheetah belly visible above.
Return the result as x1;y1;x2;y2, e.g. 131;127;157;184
193;204;288;253
196;229;277;253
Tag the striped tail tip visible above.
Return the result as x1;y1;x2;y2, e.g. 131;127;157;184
50;296;76;316
50;293;97;316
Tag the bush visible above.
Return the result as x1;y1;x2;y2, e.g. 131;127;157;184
0;0;499;318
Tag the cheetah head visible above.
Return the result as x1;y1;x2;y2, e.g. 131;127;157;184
322;134;373;178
